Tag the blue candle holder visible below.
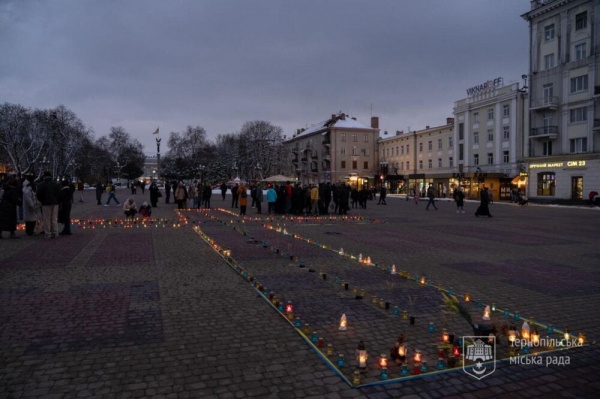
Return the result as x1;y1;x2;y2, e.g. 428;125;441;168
523;345;530;354
278;304;284;312
401;365;409;376
375;263;380;268
504;310;510;317
393;307;400;315
334;278;339;284
437;360;445;370
337;354;345;367
448;289;454;295
380;368;388;380
311;333;318;343
547;325;554;334
514;312;520;321
457;337;463;346
477;300;482;307
294;318;302;328
283;253;288;259
428;323;435;333
420;362;428;373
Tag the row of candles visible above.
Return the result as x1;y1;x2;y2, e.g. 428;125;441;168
208;207;377;223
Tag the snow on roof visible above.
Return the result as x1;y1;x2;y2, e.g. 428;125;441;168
289;116;374;141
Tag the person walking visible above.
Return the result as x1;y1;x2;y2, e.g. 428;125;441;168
310;184;319;215
77;180;84;202
220;182;227;201
255;183;264;214
202;184;212;209
105;183;120;206
475;187;493;218
175;182;188;210
378;186;387;205
231;184;239;208
413;188;420;205
0;178;22;239
455;187;465;213
250;184;257;209
22;177;42;236
239;183;248;215
95;182;104;205
36;172;60;238
426;184;438;211
123;197;138;219
164;181;171;204
58;180;73;236
267;184;277;214
149;182;160;207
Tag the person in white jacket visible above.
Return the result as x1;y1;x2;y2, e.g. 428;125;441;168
123;197;137;219
22;178;42;236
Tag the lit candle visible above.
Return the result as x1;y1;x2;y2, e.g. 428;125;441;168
464;293;470;302
521;321;531;341
339;314;347;331
379;354;388;368
414;349;422;363
391;264;397;275
420;276;426;285
442;329;449;343
577;333;585;345
398;345;406;360
482;305;491;321
531;330;540;345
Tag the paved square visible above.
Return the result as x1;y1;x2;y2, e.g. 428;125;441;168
1;191;600;398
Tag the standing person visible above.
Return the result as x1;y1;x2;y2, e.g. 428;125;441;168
58;180;73;236
489;187;494;204
378;186;387;205
220;182;227;201
22;177;42;236
426;184;438;211
164;181;171;204
310;184;319;215
202;184;212;209
36;172;60;238
338;183;350;215
455;187;465;213
95;182;104;205
77;180;85;202
188;182;197;209
475;187;493;218
255;183;264;214
332;184;339;214
267;184;277;214
360;187;368;209
285;181;292;214
123;197;137;219
231;184;239;208
175;182;188;210
149;182;160;207
351;188;358;209
0;178;22;239
442;184;448;199
140;181;146;195
105;183;121;206
239;183;248;215
250;184;257;209
413;188;420;205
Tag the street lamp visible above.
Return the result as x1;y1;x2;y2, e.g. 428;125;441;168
198;164;206;185
254;162;262;181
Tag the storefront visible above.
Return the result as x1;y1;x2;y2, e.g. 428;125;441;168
383;175;406;194
526;157;599;202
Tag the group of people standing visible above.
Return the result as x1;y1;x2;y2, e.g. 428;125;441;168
0;172;74;239
161;181;213;210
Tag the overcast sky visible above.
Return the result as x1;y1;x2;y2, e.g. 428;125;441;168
1;0;529;153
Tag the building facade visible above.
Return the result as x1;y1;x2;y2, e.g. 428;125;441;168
284;113;380;186
142;155;159;183
522;0;600;202
453;81;528;200
378;119;455;196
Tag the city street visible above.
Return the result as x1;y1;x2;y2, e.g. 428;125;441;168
1;191;599;398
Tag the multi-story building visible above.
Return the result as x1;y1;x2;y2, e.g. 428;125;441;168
284;113;380;187
522;0;600;201
378;119;455;196
453;81;528;200
142;155;159;183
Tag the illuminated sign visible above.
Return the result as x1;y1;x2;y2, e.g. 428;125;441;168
520;172;528;177
529;161;586;169
466;78;504;96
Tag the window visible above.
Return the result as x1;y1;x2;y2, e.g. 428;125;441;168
473;113;479;124
341;147;346;155
543;141;553;156
419;143;423;152
352;146;358;156
428;141;432;151
503;151;509;163
449;137;453;148
474;132;479;144
543;83;554;101
401;145;404;154
341;133;346;142
459;123;464;140
428;159;432;169
406;161;410;170
438;139;442;149
537;172;556;196
406;144;410;154
473;154;479;165
352;160;357;169
487;153;494;165
570;138;588;153
341;160;346;168
386;148;389;157
363;161;369;169
503;105;510;117
419;160;423;169
569;107;587;123
438;158;442;168
545;24;555;41
576;12;587;31
503;126;510;140
449;157;453;167
396;146;398;155
364;134;369;142
570;75;588;93
362;149;369;156
488;129;494;142
544;53;555;69
459;144;464;160
353;134;358;142
575;43;587;61
488;109;494;120
401;162;404;170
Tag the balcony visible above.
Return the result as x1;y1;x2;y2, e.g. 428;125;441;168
530;96;559;111
322;137;331;146
594;86;600;98
530;126;559;139
593;119;600;130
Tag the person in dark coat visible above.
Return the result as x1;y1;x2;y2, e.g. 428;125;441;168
95;182;104;205
378;186;387;205
58;180;73;235
231;184;239;208
37;171;61;238
351;188;358;209
359;187;368;209
475;187;493;218
202;184;212;209
0;178;22;239
149;182;160;207
220;182;227;201
164;181;171;204
338;184;350;215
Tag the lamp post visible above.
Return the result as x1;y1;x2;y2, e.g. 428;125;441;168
115;162;122;185
254;162;262;181
232;162;238;180
198;164;206;186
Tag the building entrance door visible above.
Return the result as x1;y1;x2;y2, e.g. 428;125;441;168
571;176;583;200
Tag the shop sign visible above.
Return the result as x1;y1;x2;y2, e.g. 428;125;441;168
530;161;586;169
466;78;503;96
519;172;528;177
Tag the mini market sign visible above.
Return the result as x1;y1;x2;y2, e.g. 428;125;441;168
529;161;586;169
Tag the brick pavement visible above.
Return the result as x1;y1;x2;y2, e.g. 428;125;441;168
0;190;599;398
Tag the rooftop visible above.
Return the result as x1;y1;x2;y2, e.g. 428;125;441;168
287;113;376;142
